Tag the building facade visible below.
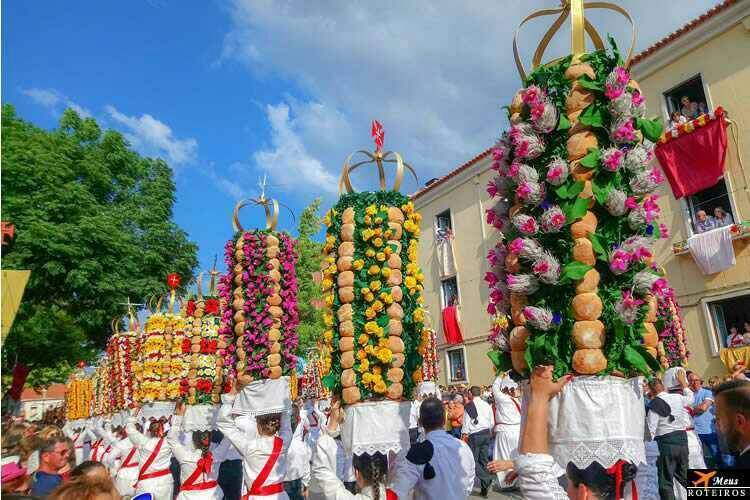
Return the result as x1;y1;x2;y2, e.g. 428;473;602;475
15;383;65;421
414;0;750;385
631;0;750;377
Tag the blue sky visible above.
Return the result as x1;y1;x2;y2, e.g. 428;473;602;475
2;0;722;275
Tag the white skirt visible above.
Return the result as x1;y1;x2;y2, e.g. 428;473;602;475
493;425;520;489
176;485;224;500
114;468;138;497
135;476;174;500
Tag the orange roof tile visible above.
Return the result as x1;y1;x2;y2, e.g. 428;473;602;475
19;383;66;401
412;148;493;200
632;0;739;65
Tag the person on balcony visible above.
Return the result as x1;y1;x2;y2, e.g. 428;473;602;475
714;207;734;227
680;96;699;120
727;326;748;348
669;111;687;129
694;210;717;233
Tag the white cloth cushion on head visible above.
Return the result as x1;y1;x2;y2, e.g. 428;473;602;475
662;366;686;391
233;377;292;416
340;400;411;456
183;404;219;431
500;377;519;390
140;401;176;421
521;376;647;469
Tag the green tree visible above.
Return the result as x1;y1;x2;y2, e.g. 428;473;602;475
295;199;325;355
1;105;198;382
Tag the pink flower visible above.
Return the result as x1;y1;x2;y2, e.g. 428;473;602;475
522;85;541;104
659;223;670;239
547;165;563;180
615;67;630;85
532;261;550;274
509;238;524;254
530;101;545;120
632;91;644;107
487;179;498;197
613;119;637;142
649;168;664;184
492;147;505;161
489;288;505;304
508;162;521;178
516;182;532;199
485;272;499;286
609;249;631;274
487;302;497;315
602;148;625;172
625;197;639;210
520;218;537;234
605;83;625;100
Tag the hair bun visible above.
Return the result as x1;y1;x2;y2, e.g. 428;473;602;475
423;462;436;480
621;463;638;483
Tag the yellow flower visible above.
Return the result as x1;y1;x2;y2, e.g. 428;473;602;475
412;212;423;223
376;347;393;363
357;359;370;372
362;228;375;241
366;249;376;258
406;263;419;276
364;215;372;226
402;202;414;215
324;313;333;327
372;365;382;375
364;292;375;302
417;273;425;282
379;204;388;212
405;276;417;289
361;287;370;294
376;252;386;262
384;246;393;256
414;308;424;323
366;205;377;216
373;228;382;237
374;380;387;393
365;345;374;354
368;265;380;276
365;322;383;336
326;235;336;245
372;300;384;312
358;334;369;345
362;372;373;384
321;278;333;291
383;293;394;305
357;349;367;360
353;259;365;270
372;237;383;248
370;280;382;291
324;330;333;342
365;308;376;319
326;264;337;275
417;295;424;304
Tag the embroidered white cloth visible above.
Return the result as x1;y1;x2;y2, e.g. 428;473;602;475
662;366;686;391
340;400;410;456
110;411;127;427
183;404;220;431
436;236;457;279
522;376;647;468
233;377;291;416
688;226;736;274
140;401;176;421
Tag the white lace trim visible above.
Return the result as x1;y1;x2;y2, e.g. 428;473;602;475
233;377;292;416
341;400;411;456
140;401;177;421
552;439;646;468
351;441;405;457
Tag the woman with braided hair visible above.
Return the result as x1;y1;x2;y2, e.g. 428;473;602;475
310;400;396;500
167;402;233;499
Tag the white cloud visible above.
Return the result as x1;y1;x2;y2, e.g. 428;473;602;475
22;88;92;118
105;105;198;166
222;0;723;193
253;102;340;194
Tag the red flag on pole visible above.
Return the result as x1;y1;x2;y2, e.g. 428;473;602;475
7;363;30;400
371;120;384;151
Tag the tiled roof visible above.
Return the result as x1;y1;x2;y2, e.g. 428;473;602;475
19;383;66;401
412;148;493;200
631;0;739;65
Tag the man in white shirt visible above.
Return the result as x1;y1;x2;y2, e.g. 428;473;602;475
646;378;691;500
462;385;495;497
392;397;475;500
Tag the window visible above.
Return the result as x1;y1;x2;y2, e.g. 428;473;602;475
446;346;467;383
441;276;459;307
663;75;709;127
685;178;736;235
704;291;750;351
435;209;452;233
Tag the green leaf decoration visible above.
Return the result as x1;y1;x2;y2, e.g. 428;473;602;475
564;197;589;222
588;231;609;262
591;179;610;205
579;103;606;129
487;350;513;374
555;180;584;200
576;76;604;91
557;113;571;131
652;223;661;239
579;148;601;169
635;117;664;143
560;261;593;282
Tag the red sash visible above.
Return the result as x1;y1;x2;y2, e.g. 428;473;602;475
135;438;170;485
73;433;83;449
91;439;103;461
101;445;112;463
120;448;139;469
495;398;522;426
181;453;218;492
386;489;398;500
242;437;284;498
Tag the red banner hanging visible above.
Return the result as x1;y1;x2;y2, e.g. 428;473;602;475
7;363;30;400
654;108;728;199
442;306;464;345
